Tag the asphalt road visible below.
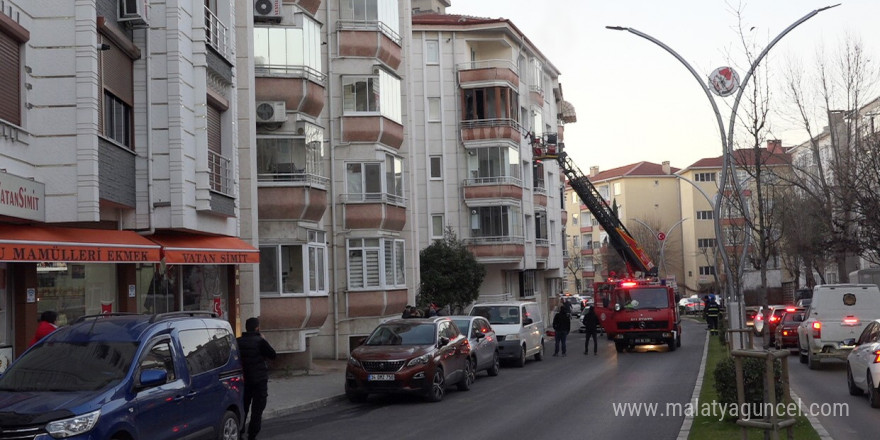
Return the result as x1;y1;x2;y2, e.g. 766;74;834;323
788;355;880;439
259;319;707;440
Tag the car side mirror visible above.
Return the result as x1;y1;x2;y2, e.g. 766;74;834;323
438;337;450;348
139;368;168;388
843;338;857;346
523;317;533;325
614;303;621;312
474;331;485;339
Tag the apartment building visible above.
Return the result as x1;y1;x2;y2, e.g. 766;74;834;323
567;162;683;294
410;0;572;324
0;0;258;365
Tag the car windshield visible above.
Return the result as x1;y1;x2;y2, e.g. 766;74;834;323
615;288;670;310
471;306;520;325
365;323;436;346
0;341;138;392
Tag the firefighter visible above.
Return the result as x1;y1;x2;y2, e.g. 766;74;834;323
704;296;721;335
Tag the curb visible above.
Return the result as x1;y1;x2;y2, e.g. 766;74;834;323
677;329;709;440
791;389;833;440
264;395;347;420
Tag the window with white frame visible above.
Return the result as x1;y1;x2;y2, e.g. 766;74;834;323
425;39;439;64
256;124;325;182
572;236;579;248
347;238;405;289
699;266;716;276
695;172;716;182
429;155;442;178
342;69;402;123
535;210;548;242
470;205;522;239
697;238;716;248
613;182;622;196
339;0;401;41
346;154;404;204
584;257;594;271
467;145;521;182
571;213;578;225
259;231;328;295
431;214;444;238
428;97;441;121
253;21;323;77
696;210;714;220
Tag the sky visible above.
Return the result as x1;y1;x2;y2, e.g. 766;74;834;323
446;0;880;172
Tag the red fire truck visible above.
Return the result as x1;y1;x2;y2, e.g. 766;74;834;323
532;136;681;352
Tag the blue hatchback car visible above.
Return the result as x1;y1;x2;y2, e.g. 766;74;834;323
0;312;244;440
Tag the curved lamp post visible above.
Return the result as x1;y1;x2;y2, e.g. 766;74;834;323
630;217;688;283
606;4;839;339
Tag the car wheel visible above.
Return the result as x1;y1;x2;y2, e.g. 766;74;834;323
667;338;676;352
346;388;368;403
868;371;880;408
218;410;239;440
534;339;544;361
426;368;445;402
487;351;500;377
457;358;475;391
799;349;807;364
676;334;682;348
615;342;625;353
807;352;821;370
514;345;526;368
847;363;862;396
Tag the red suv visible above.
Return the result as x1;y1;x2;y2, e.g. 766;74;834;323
345;317;472;403
775;307;805;350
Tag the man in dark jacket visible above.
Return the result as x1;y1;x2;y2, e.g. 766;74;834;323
238;317;277;440
552;303;571;357
582;306;601;355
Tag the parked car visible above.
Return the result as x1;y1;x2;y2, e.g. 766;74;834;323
766;305;794;344
845;318;880;407
0;311;244;440
799;284;880;370
745;306;759;330
678;297;705;315
345;317;472;403
450;315;500;377
754;305;786;336
468;301;545;368
774;307;805;351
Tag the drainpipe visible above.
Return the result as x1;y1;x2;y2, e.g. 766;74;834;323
134;23;155;237
326;0;340;360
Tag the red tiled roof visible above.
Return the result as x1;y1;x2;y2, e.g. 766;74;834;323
411;13;505;26
683;147;791;170
589;161;681;182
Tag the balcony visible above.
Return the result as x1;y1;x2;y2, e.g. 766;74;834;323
255;69;326;118
337;20;402;70
205;6;230;61
466;236;525;263
460;118;522;145
341;115;404;150
340;193;407;231
457;59;519;88
462;176;523;201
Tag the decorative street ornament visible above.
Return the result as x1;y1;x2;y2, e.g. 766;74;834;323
708;66;740;97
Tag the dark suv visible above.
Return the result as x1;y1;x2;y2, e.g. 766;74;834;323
0;312;244;440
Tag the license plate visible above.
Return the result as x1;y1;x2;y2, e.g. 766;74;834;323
635;338;652;344
368;374;395;381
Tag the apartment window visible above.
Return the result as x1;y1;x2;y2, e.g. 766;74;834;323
461;86;518;121
259;233;328;295
696;210;714;220
206;102;232;194
571;213;578;225
429;155;442;179
584;258;594;271
431;214;444;238
428;97;441;121
572;192;578;204
535;211;548;241
339;0;401;42
572;236;579;248
0;18;27;126
347;238;405;289
699;266;716;276
529;58;542;91
425;40;439;64
467;146;521;181
695;172;716;182
342;69;402;123
470;205;522;239
346;154;404;204
520;270;536;298
697;238;716;248
533;161;545;191
257;124;326;182
581;235;591;248
103;93;132;147
254;22;323;77
613;182;622;196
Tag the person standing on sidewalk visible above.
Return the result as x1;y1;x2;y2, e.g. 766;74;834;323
582;306;600;355
552;303;571;356
238;317;277;440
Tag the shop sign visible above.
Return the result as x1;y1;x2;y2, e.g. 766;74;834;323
0;172;45;222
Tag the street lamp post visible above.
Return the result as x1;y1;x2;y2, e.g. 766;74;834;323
607;4;839;348
630;217;687;284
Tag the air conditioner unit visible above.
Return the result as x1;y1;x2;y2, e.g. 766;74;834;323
254;0;282;21
118;0;149;25
255;101;287;124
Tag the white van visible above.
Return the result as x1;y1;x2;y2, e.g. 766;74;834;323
468;301;545;367
798;284;880;369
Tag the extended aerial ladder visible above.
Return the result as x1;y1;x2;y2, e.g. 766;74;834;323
530;136;657;277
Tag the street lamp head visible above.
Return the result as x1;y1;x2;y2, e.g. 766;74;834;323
606;26;628;31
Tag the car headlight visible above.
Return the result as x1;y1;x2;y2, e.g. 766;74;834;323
407;354;430;367
45;410;100;438
505;334;520;341
348;356;362;369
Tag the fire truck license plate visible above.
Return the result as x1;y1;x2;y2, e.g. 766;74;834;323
368;374;395;381
635;339;652;344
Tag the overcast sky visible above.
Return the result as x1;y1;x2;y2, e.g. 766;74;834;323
446;0;880;172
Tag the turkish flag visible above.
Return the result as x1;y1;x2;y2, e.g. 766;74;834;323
213;297;223;317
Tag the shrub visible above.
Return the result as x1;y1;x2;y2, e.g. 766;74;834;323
714;355;784;420
718;315;727;346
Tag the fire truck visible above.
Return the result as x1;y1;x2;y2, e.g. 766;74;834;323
531;135;681;352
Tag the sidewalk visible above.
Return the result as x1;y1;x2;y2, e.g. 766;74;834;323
263;359;349;420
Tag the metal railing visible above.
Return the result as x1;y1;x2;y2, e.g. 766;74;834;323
257;172;330;186
455;59;518;73
459;118;521;131
205;6;230;59
254;64;327;84
208;150;232;195
339;192;407;207
337;19;401;45
465;236;525;246
463;175;522;187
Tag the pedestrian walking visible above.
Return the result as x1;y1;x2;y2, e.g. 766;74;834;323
704;296;721;335
29;310;58;347
552;305;571;356
582;306;600;355
238;317;277;440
